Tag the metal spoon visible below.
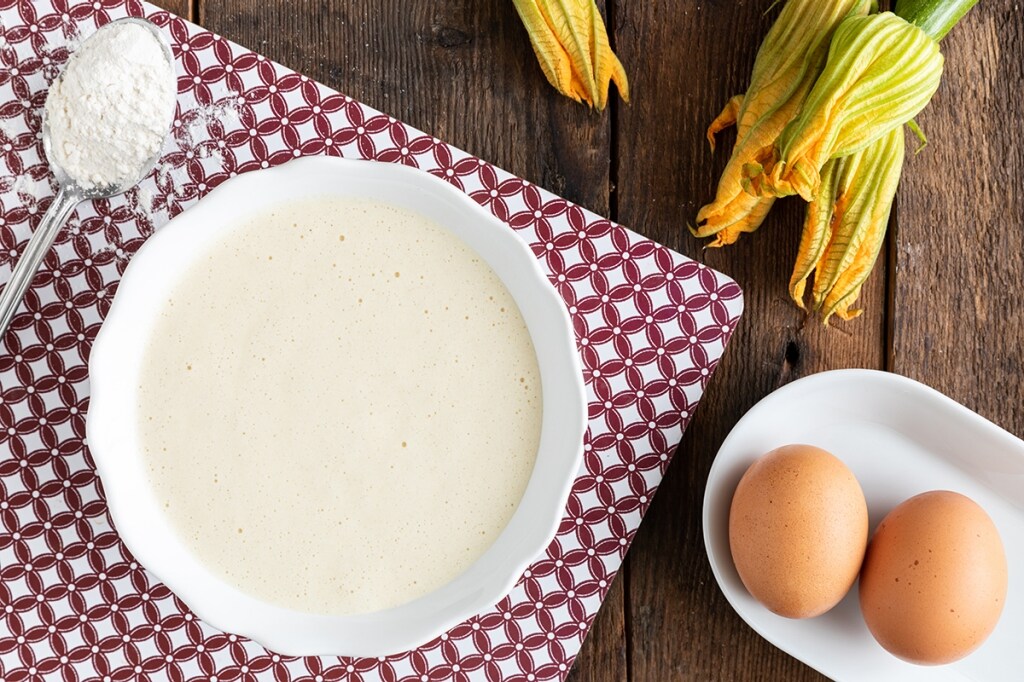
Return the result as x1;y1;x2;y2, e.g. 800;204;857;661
0;17;175;339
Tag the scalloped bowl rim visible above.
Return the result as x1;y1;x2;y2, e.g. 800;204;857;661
87;156;587;657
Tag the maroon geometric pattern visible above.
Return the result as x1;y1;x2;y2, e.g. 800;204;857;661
0;1;743;680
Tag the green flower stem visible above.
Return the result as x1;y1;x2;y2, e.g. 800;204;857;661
895;0;979;42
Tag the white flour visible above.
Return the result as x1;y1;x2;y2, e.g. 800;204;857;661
133;96;241;222
44;22;176;190
3;16;241;232
12;174;53;202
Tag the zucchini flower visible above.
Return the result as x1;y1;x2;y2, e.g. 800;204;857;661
790;125;905;323
511;0;629;111
693;0;872;247
748;11;943;201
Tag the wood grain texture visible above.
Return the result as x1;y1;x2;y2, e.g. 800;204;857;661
198;0;612;215
613;1;885;679
195;2;626;681
891;3;1024;440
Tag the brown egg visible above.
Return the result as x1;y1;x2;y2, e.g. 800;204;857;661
728;444;869;618
859;491;1007;665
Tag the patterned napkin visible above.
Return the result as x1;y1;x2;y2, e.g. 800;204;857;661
0;1;743;680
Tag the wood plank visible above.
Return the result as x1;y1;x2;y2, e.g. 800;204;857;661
197;2;626;680
149;0;192;21
614;1;887;679
197;0;611;214
891;8;1024;430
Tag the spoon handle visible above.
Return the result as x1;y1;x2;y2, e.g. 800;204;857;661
0;187;81;341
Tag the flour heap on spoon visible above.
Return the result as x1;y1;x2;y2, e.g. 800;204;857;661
44;23;176;190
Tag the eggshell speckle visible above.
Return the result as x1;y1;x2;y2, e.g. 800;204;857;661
859;490;1007;665
728;444;868;619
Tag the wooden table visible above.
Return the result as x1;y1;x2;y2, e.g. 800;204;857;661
150;1;1024;679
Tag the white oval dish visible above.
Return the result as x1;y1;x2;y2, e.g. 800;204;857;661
703;369;1024;681
87;156;587;657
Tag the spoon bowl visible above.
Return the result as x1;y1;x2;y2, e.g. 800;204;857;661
0;17;176;338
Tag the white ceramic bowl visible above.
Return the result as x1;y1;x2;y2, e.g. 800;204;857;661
88;156;586;657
